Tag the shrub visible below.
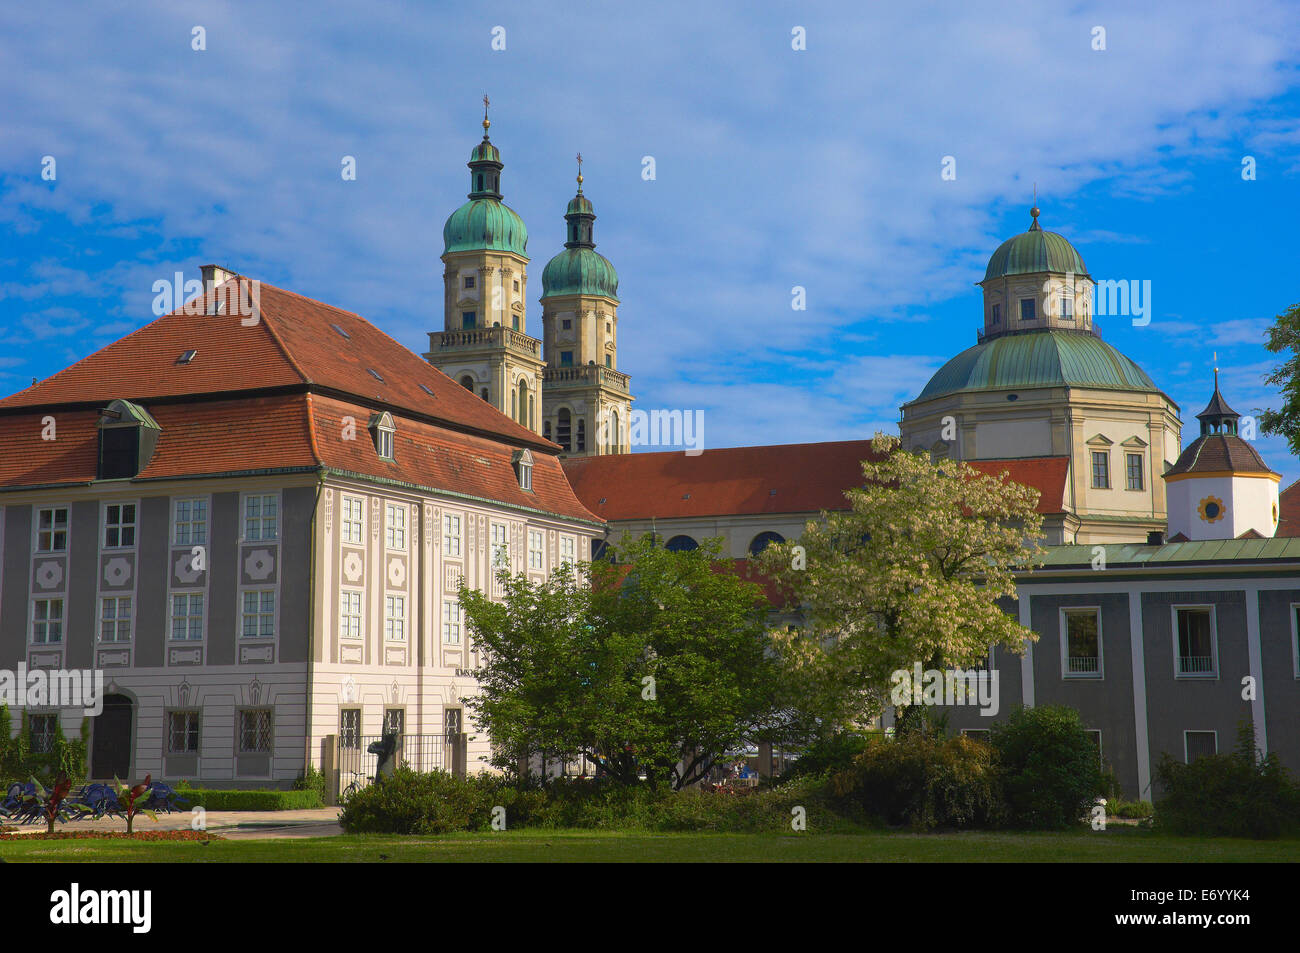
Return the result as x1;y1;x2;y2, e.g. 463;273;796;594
293;766;328;801
780;730;886;780
990;705;1104;829
177;788;324;811
829;733;1003;831
1154;721;1300;839
1107;797;1154;820
339;768;498;834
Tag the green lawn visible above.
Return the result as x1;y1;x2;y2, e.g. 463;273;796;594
2;828;1297;862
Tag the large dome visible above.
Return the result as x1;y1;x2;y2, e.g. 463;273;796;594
915;330;1157;401
442;199;528;257
984;221;1088;281
540;246;619;301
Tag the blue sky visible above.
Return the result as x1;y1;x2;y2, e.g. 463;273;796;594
2;1;1299;485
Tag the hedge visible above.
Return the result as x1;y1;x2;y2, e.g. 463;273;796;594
177;788;324;811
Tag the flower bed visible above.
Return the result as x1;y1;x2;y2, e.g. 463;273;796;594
2;829;222;841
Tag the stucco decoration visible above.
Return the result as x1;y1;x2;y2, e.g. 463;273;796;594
35;561;63;590
343;552;364;582
103;557;132;587
244;549;275;581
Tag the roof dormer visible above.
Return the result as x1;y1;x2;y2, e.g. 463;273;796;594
97;399;161;479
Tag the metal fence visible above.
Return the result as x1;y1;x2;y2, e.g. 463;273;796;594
336;733;466;797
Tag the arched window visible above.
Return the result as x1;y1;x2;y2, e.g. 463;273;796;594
517;379;529;426
528;394;535;430
748;531;785;557
477;174;484;192
557;408;572;452
610;410;620;453
480;388;489;401
577;418;586;452
665;535;698;552
459;375;474;391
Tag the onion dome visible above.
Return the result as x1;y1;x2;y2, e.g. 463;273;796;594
442;99;528;257
540;158;619;301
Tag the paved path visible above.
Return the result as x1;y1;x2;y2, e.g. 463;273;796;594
6;807;345;839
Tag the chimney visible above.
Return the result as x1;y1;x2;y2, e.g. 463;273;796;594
1146;530;1165;546
200;264;237;316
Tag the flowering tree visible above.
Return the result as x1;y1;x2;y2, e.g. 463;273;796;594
759;433;1045;736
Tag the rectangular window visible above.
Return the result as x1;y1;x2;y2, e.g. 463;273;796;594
99;596;133;642
340;708;361;748
443;514;462;557
377;428;394;460
1063;608;1102;677
605;354;612;368
340;590;363;639
1184;731;1217;763
561;318;572;330
560;351;574;367
29;714;58;754
341;496;363;545
1091;451;1110;489
463;276;475;289
33;599;64;644
462;311;476;329
241;589;276;638
991;303;1001;324
238;708;272;754
1020;298;1036;321
1060;295;1074;320
384;708;404;736
244;494;278;541
490;523;508;567
385;503;406;550
37;507;69;553
170;593;205;641
174;497;208;545
1176;607;1216;676
528;529;544;570
443;598;462;644
385;595;405;641
559;535;576;568
103;503;137;548
168;710;200;754
1126;453;1144;491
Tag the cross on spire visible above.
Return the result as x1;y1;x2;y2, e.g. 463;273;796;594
482;94;491;135
576;152;584;191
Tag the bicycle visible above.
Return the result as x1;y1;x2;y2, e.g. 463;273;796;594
341;770;374;800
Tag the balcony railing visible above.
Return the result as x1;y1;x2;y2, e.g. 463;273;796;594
1066;656;1101;675
543;363;630;393
427;326;541;358
1178;655;1215;676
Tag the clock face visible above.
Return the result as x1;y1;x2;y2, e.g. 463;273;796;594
1198;496;1225;523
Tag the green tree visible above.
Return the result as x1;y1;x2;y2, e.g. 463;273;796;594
461;534;778;789
758;433;1045;737
1260;301;1300;455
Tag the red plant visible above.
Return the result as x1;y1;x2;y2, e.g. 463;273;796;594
25;774;81;835
112;774;157;835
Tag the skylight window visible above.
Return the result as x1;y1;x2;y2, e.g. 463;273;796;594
177;349;198;364
331;324;351;340
419;383;434;396
367;368;385;383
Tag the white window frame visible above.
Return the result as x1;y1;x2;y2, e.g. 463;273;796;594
339;589;363;639
385;594;406;641
442;597;463;644
102;501;138;550
443;513;462;557
1183;730;1218;763
170;591;205;641
490;523;508;568
98;594;133;643
559;535;576;568
1090;450;1110;489
240;588;277;639
385;503;407;551
35;505;70;554
32;598;64;644
242;493;280;542
1060;607;1103;679
528;529;544;570
173;496;209;546
341;496;364;546
1172;604;1218;679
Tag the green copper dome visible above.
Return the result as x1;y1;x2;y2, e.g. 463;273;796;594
541;247;619;300
984;209;1088;282
443;199;528;256
914;330;1157;401
541;178;618;301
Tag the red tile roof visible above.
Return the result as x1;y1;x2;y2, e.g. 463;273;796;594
0;275;553;452
562;443;1070;521
1278;479;1300;537
562;440;883;521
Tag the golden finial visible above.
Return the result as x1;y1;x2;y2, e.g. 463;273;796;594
1029;183;1041;230
576;152;584;190
482;94;491;135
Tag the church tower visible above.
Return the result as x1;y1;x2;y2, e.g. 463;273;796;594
1165;371;1281;541
425;98;544;434
539;157;633;456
